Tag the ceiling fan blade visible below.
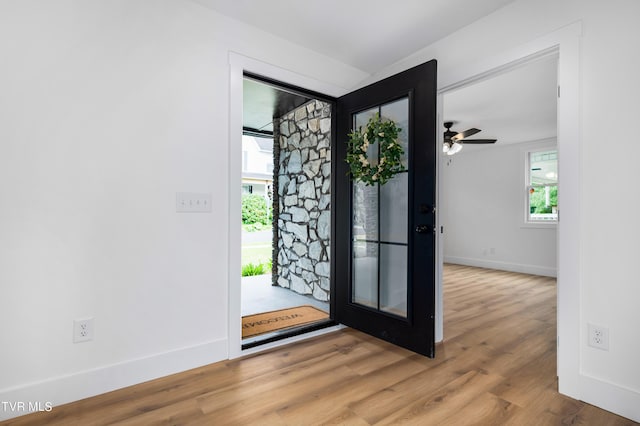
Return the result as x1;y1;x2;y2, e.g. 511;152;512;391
452;128;481;141
461;139;497;144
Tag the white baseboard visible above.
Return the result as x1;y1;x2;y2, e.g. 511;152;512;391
579;373;640;422
0;339;228;421
444;256;557;277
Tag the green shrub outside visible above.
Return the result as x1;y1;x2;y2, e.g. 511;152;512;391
241;260;272;277
241;194;272;226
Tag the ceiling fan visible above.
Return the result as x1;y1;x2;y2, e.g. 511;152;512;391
443;121;497;155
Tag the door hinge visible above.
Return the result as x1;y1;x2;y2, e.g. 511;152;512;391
557;85;561;98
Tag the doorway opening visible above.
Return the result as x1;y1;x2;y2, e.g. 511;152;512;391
439;53;559;358
241;74;336;348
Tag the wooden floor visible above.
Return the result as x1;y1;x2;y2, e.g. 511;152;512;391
4;265;636;425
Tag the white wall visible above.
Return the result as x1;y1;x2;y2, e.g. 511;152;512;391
3;0;640;421
365;0;640;420
0;0;366;419
442;140;557;277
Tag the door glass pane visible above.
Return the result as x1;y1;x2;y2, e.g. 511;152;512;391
352;242;378;308
354;107;378;164
380;172;407;244
380;244;407;317
353;181;378;241
352;107;379;309
351;97;409;314
380;98;409;167
379;98;409;243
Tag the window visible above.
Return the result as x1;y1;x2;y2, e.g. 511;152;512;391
526;149;558;223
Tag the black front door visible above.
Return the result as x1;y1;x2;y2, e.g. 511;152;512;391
334;61;437;357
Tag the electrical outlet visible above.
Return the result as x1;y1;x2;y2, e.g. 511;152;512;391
588;323;609;350
73;318;94;343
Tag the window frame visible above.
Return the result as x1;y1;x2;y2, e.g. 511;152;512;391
523;145;558;228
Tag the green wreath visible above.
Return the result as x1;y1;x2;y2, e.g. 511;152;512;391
346;113;405;186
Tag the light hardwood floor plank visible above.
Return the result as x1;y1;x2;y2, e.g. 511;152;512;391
3;264;636;425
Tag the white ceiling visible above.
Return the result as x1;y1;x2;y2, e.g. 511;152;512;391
192;0;517;73
444;55;558;150
193;0;556;147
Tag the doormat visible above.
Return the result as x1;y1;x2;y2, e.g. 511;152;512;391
242;305;329;338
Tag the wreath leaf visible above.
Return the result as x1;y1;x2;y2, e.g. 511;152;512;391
346;113;405;186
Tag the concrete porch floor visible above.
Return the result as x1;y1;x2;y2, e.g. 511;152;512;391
241;274;330;317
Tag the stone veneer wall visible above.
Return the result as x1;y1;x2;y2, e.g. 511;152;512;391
273;100;331;302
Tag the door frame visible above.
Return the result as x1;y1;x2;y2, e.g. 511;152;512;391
434;22;582;398
228;52;346;359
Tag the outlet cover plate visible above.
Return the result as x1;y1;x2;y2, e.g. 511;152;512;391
73;318;94;343
587;323;609;351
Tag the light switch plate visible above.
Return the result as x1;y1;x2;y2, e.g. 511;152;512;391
176;192;212;213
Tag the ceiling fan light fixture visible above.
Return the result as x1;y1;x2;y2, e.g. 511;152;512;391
443;122;496;156
447;142;463;156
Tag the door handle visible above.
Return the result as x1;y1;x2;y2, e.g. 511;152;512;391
415;225;434;234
